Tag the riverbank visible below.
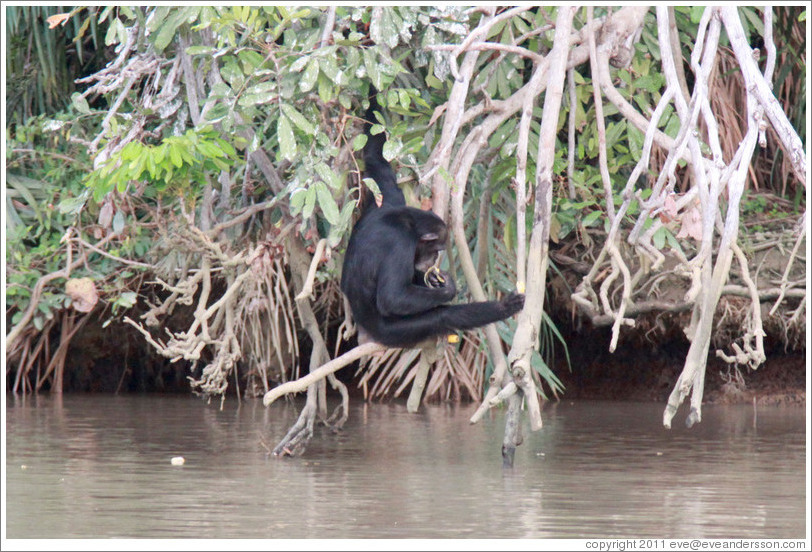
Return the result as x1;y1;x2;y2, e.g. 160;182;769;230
6;299;807;405
554;333;806;406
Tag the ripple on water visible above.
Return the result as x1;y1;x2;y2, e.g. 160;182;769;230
5;395;806;539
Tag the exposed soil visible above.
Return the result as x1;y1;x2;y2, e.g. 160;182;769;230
552;325;806;407
25;308;804;410
541;203;807;408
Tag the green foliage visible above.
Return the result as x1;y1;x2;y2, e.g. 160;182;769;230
85;128;236;202
5;112;153;332
6;121;85;330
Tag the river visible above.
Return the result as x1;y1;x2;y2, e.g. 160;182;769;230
4;394;806;539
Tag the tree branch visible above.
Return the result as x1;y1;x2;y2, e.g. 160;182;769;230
294;239;328;301
587;6;616;223
720;7;806;186
505;7;576;443
262;342;386;407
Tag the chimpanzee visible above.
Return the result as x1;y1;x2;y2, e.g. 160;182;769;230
340;91;525;348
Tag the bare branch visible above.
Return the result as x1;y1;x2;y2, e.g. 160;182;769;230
294;239;328;301
587;6;616;223
406;342;440;413
507;6;576;437
720;7;806;186
449;6;533;78
714;243;766;368
426;42;544;64
566;68;578;201
319;6;336;48
262;342;386;407
769;210;807;316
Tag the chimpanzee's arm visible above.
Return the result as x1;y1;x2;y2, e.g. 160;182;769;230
375;250;455;317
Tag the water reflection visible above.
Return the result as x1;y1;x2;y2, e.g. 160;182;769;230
5;395;806;538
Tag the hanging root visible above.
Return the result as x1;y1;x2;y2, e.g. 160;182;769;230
271;383;321;457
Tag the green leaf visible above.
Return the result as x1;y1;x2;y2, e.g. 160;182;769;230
315;181;340;224
216;138;237;157
238;50;265;73
327;201;357;247
104;17;120;45
290;55;310;72
387;88;398;109
300;58;319;92
289;188;307;213
154;144;168;164
186;45;217;56
605;120;626;149
113;209;126;234
363;48;383;90
318;54;345;85
120;141;142;161
244;81;275;96
71;92;91;115
398;89;410;110
652;226;666;250
381;137;401;161
665;227;684;255
220;60;244;89
57;195;87;215
115;291;138;309
280;103;316;135
238;91;276;107
317;73;333;102
663;112;681;139
740;7;764;35
153;9;187;52
371;8;401;49
277;116;296;161
634;74;664;94
315;162;341;189
169;144;183;168
352;133;368;151
628;125;644;162
195;140;225;158
581;210;602;227
362;177;381;200
503;214;516;252
302;186;317;219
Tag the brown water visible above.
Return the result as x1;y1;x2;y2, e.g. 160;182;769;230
4;394;807;539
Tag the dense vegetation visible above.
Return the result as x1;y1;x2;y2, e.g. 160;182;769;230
5;6;806;459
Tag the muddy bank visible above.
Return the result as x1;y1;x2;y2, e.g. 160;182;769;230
553;326;806;406
11;310;804;409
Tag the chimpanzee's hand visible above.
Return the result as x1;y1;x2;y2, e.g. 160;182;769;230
423;267;456;302
500;291;525;316
425;267;448;288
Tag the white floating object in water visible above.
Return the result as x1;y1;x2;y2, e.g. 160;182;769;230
170;456;186;466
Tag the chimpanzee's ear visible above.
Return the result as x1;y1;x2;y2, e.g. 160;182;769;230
419;233;440;242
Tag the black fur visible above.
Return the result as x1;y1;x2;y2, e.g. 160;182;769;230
340;92;524;348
